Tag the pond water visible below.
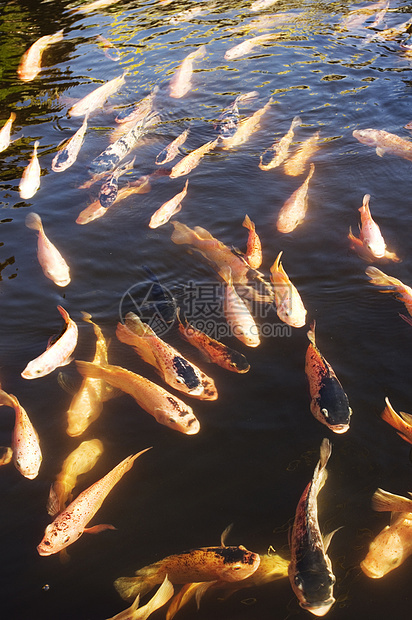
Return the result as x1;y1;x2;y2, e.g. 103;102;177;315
2;0;412;619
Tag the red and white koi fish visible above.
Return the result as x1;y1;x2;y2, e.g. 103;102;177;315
0;389;42;479
365;266;412;317
220;267;260;347
155;128;190;165
21;306;78;379
25;212;70;286
353;128;412;161
259;115;301;170
69;72;127;117
380;397;412;445
169;138;218;178
270;252;306;327
169;46;206;99
52;114;89;172
37;448;151;556
242;214;262;269
107;575;174;620
277;163;314;233
0;112;16;153
149;179;188;228
284;131;320;176
17;30;64;81
19;141;41;200
224;33;280;60
75;360;201;434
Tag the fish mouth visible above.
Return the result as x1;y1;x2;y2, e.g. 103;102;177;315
37;545;52;557
329;423;350;434
360;560;384;579
300;599;335;616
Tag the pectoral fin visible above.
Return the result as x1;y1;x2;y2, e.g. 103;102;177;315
84;523;117;534
376;147;386;157
323;526;343;552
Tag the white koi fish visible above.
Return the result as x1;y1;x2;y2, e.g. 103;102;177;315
149;180;188;228
69;72;127;118
220;267;260;347
224;33;280;60
52;114;89;172
25;212;70;286
270;252;307;327
0;112;16;153
19;141;41;200
277;163;314;233
169;46;206;99
155;128;190;165
353;127;412;161
17;30;64;82
259;116;301;170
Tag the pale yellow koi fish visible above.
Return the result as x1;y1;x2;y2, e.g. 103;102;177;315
270;252;307;327
0;389;42;479
220;97;273;150
155;128;190;165
26;212;71;286
250;0;280;10
21;306;78;379
169;46;206;99
283;130;320;176
70;0;122;15
365;266;412;316
0;112;16;153
224;33;280;60
353;127;412;161
37;448;151;556
220;267;260;347
69;72;127;117
149;180;188;228
277;162;314;233
17;30;64;81
19;141;41;200
259;116;301;171
107;575;174;620
169;139;218;178
242;214;262;269
52;114;88;172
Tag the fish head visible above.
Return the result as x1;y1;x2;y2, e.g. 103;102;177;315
37;520;83;556
364;237;386;259
215;545;261;581
21;359;56;379
153;401;200;435
352;129;377;146
227;350;250;373
316;377;352;432
361;525;406;578
292;569;336;616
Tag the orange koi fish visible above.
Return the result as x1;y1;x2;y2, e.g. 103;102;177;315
155;128;190;165
284;131;320;176
19;141;41;200
277;163;314;233
270;252;306;328
220;267;260;347
305;322;352;433
0;112;16;153
242;214;262;269
169;138;218;178
52;114;88;172
0;389;42;479
149;179;188;228
17;30;64;81
353;128;412;161
169;46;206;98
381;397;412;444
69;72;127;117
108;575;174;620
25;212;71;286
365;266;412;316
259;116;301;171
75;360;200;434
37;448;150;556
21;306;78;379
220;97;273;150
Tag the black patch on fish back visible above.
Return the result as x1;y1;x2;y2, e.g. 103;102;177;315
318;376;351;426
210;546;254;565
172;356;200;390
99;177;119;209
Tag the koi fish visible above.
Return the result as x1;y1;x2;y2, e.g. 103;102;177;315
115;86;159;124
219;97;273;150
224;33;280;60
70;0;121;13
76;175;151;224
284;131;320;176
96;35;121;62
380;397;412;445
242;214;262;269
21;306;78;379
169;138;218;178
353;128;412;161
0;112;16;153
0;389;42;479
47;439;104;516
361;488;412;578
75;360;200;434
259;116;301;170
348;227;400;263
365;266;412;316
17;30;64;81
289;438;338;617
168;5;210;25
215;91;258;141
270;252;306;328
149;179;188;228
177;309;250;373
65;312;114;437
19;141;41;200
339;0;388;31
99;157;136;209
277;162;314;233
116;312;217;400
305;322;352;433
374;16;412;40
155;128;190;165
367;1;390;29
25;212;70;287
220;266;260;347
68;72;127;117
51;114;88;172
355;194;385;258
250;0;280;10
37;448;150;556
108;575;174;620
169;46;206;99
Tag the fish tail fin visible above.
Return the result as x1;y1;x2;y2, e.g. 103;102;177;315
270;251;287;281
25;212;43;232
235;90;259;106
291;115;302;129
124;312;154;337
57;305;70;324
114;565;161;602
372;488;412;513
314;437;332;493
359;193;371;215
171;221;193;245
307;320;316;346
81;311;93;324
75;360;105;380
382;397;412;442
144;576;174;618
307;161;315;180
166;582;208;620
365;266;402;291
195;44;207;59
242;214;255;231
33;140;39;155
0;388;16;409
9;112;16;122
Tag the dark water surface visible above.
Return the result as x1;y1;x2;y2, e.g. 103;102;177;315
2;0;412;618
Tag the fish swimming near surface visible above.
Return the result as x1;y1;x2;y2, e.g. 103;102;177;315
75;360;201;434
69;0;122;13
366;1;390;29
169;138;219;178
25;212;71;287
115;86;158;124
353;128;412;161
372;16;412;40
21;305;78;379
37;448;151;556
19;141;41;200
214;92;258;141
47;439;103;516
96;34;121;62
338;0;388;31
224;33;281;60
149;180;188;228
283;130;320;176
259;115;301;170
219;266;260;348
51;114;89;173
289;438;338;617
17;30;64;81
242;214;262;269
249;0;280;10
270;251;307;328
277;162;314;233
305;322;352;433
0;389;42;479
169;45;206;99
98;156;136;209
0;112;16;153
116;312;217;400
361;488;412;578
365;266;412;317
155;128;190;165
68;72;127;118
219;97;273;150
380;397;412;445
107;575;174;620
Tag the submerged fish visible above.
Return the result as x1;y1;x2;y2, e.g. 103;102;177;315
0;112;16;153
19;141;41;200
289;438;338;617
353;128;412;161
115;86;159;124
250;0;280;10
361;488;412;578
21;306;78;379
75;360;200;434
52;114;89;172
270;251;306;328
107;575;174;620
284;130;320;176
98;157;136;209
70;0;121;13
215;91;258;141
224;33;280;60
305;322;352;433
69;72;126;118
169;138;218;178
169;46;206;99
96;35;121;62
37;448;150;556
220;97;273;150
365;266;412;316
155;128;190;165
259;115;301;171
149;180;188;228
277;162;314;233
0;389;42;479
26;212;70;287
242;214;262;269
220;266;260;348
17;30;64;81
349;194;396;261
374;16;412;40
381;397;412;445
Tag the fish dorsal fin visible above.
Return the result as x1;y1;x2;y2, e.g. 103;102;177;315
323;526;343;552
125;312;155;337
220;522;234;547
398;409;412;425
195;581;215;608
372;488;412;513
46;483;61;517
